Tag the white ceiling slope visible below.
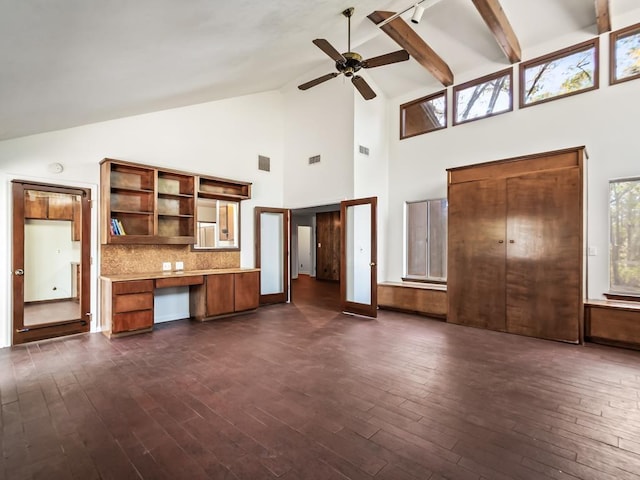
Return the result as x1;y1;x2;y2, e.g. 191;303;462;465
1;0;639;141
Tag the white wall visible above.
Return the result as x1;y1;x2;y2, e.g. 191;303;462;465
0;90;285;346
353;83;389;282
282;77;355;208
384;19;640;299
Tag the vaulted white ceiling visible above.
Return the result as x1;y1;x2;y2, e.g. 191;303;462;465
1;0;639;141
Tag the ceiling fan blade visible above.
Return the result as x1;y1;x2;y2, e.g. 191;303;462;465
312;39;346;64
362;49;409;68
298;72;340;91
351;75;376;100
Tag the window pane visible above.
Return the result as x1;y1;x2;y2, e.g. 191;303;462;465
428;199;447;279
407;201;427;277
454;70;512;124
400;91;446;139
612;24;640;84
522;40;598;106
405;199;447;281
610;179;640;294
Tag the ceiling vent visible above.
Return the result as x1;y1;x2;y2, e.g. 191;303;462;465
258;155;270;172
309;155;321;165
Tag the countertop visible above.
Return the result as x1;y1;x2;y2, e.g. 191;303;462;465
101;268;260;282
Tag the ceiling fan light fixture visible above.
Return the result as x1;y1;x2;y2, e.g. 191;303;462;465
411;4;425;24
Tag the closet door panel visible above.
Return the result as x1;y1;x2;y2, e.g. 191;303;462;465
505;168;581;342
448;179;507;330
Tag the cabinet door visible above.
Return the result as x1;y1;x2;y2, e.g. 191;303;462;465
506;167;581;342
448;178;506;330
206;274;235;316
234;271;259;312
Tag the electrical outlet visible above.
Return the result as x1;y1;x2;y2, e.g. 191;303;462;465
162;262;172;271
175;261;184;271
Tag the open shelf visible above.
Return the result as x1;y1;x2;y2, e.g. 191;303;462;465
101;159;250;245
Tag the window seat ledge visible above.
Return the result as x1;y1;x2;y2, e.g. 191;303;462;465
378;282;447;319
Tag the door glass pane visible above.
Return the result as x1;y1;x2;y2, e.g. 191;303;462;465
23;191;81;326
346;203;371;304
260;212;284;295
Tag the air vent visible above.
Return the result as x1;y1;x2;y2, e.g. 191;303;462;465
258;155;270;172
359;145;370;156
309;155;321;165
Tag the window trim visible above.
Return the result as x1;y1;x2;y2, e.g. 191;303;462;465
399;90;447;140
610;22;640;86
453;67;513;126
519;38;599;109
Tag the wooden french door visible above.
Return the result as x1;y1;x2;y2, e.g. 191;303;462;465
255;207;290;305
340;197;377;317
12;181;91;344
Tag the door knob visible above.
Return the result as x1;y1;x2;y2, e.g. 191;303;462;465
370;262;376;267
509;240;515;244
498;240;504;244
14;269;24;276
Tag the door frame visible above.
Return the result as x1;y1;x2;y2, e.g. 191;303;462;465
12;180;92;344
340;197;378;317
254;207;290;305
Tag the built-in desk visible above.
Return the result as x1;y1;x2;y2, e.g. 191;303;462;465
100;268;259;338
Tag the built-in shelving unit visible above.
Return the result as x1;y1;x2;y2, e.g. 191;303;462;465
100;159;251;245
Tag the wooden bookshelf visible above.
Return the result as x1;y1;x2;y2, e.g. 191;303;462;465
101;159;251;245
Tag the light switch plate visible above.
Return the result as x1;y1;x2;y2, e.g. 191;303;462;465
588;246;597;256
162;262;172;271
175;261;184;271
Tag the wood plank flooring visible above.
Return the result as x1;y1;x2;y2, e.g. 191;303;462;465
2;277;640;479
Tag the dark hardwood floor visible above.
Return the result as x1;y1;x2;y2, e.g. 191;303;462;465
2;277;640;479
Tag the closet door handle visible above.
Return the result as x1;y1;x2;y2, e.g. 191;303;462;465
498;240;504;244
509;240;515;244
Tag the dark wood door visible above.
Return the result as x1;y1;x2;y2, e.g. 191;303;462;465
506;167;582;342
447;178;507;330
316;211;340;281
12;181;91;345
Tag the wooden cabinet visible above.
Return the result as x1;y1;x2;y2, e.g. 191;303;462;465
585;301;640;349
316;211;340;281
205;273;235;316
234;271;259;312
101;279;154;337
191;271;259;320
447;147;584;343
24;191;74;220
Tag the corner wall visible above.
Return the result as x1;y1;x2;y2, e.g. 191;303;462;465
0;90;285;347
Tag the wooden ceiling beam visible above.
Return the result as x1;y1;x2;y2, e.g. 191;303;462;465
368;11;454;86
595;0;611;34
471;0;521;63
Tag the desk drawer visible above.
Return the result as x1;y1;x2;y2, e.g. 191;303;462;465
112;310;153;333
114;292;154;313
156;275;204;289
113;280;154;295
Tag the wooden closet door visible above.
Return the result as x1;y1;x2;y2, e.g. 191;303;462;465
448;178;507;330
505;167;581;342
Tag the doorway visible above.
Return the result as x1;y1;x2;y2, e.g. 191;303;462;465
12;181;91;344
290;205;341;310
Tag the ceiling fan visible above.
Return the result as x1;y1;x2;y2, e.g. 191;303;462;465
298;7;410;100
